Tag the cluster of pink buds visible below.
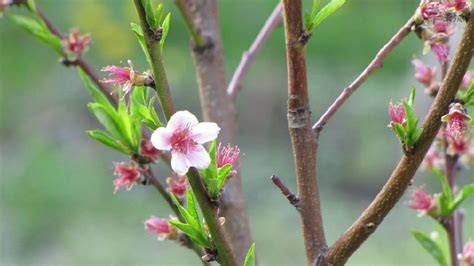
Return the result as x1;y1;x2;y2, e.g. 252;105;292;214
166;175;187;198
144;216;177;240
101;60;150;96
216;143;240;177
61;28;91;61
113;162;142;193
388;100;406;127
140;139;160;161
460;240;474;266
442;103;472;155
407;186;439;218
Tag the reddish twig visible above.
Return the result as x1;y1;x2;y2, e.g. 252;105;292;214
312;18;414;135
281;0;327;264
270;175;300;208
227;3;283;101
326;12;474;265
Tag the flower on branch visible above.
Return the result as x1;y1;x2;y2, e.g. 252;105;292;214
412;59;437;87
166;175;187;198
447;0;471;12
62;28;91;61
140;139;160;161
101;60;149;96
151;111;220;175
144;216;177;240
460;240;474;266
216;143;240;169
388;100;406;127
113;162;142;193
407;186;438;217
442;103;471;155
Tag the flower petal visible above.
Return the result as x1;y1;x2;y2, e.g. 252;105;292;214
151;127;173;151
191;122;220;144
171;151;189;176
167;110;199;131
186;145;211;170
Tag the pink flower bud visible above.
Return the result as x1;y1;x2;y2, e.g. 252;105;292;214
166;175;187;198
140;139;160;161
462;70;473;88
62;28;91;61
421;1;448;20
216;143;240;169
431;42;449;63
151;111;220;175
412;59;436;87
113;162;141;193
144;216;175;240
442;103;471;143
101;60;146;95
460;240;474;266
388;100;406;126
407;186;437;216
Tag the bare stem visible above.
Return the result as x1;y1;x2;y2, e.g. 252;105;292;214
312;18;414;135
187;169;238;266
227;3;283;102
133;0;176;121
281;0;327;264
326;12;474;265
445;153;460;266
270;175;300;209
174;1;253;263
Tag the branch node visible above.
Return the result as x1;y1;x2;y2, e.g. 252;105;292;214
298;31;312;45
288;106;311;129
363;222;377;234
270;175;300;209
313;245;329;266
192;34;214;54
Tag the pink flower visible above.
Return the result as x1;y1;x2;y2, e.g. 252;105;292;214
422;146;444;170
388;100;406;127
216;143;240;169
151;111;220;175
412;59;436;87
442;103;471;143
407;186;436;216
462;70;473;88
101;60;146;95
460;240;474;266
447;0;469;12
431;42;449;63
113;162;141;193
166;175;187;198
62;28;91;61
140;139;160;160
144;216;175;240
421;1;448;20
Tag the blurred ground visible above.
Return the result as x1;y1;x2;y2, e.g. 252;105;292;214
1;0;473;265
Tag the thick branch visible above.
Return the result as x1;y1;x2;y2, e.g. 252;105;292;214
312;18;414;135
327;13;474;265
133;0;176;121
227;3;282;101
187;169;237;266
281;0;326;264
175;1;253;263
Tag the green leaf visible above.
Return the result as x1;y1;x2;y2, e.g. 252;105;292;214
185;189;200;229
9;15;63;55
201;141;219;198
310;0;346;30
26;0;37;12
169;220;209;247
216;164;233;193
408;87;416;106
432;168;452;216
87;130;130;154
160;13;171;51
142;0;156;30
311;0;322;17
411;230;448;266
87;103;122;140
451;184;474;211
244;243;256;266
403;100;416;133
79;69;115;112
393;123;406;142
131;23;152;66
155;4;165;30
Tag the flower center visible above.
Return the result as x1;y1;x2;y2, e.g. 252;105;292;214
170;126;195;154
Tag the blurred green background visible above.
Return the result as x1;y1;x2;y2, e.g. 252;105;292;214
1;0;473;265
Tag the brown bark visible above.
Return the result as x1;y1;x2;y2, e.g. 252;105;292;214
281;0;327;265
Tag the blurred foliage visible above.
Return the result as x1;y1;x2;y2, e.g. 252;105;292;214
0;0;473;265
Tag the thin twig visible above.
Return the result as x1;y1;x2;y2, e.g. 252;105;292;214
312;18;414;135
227;3;282;101
270;175;300;208
326;12;474;265
281;0;327;264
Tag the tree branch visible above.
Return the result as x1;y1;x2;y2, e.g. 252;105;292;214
326;12;474;265
281;0;327;264
312;18;414;135
186;169;238;266
227;3;282;102
270;175;300;209
133;0;176;121
174;1;253;263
